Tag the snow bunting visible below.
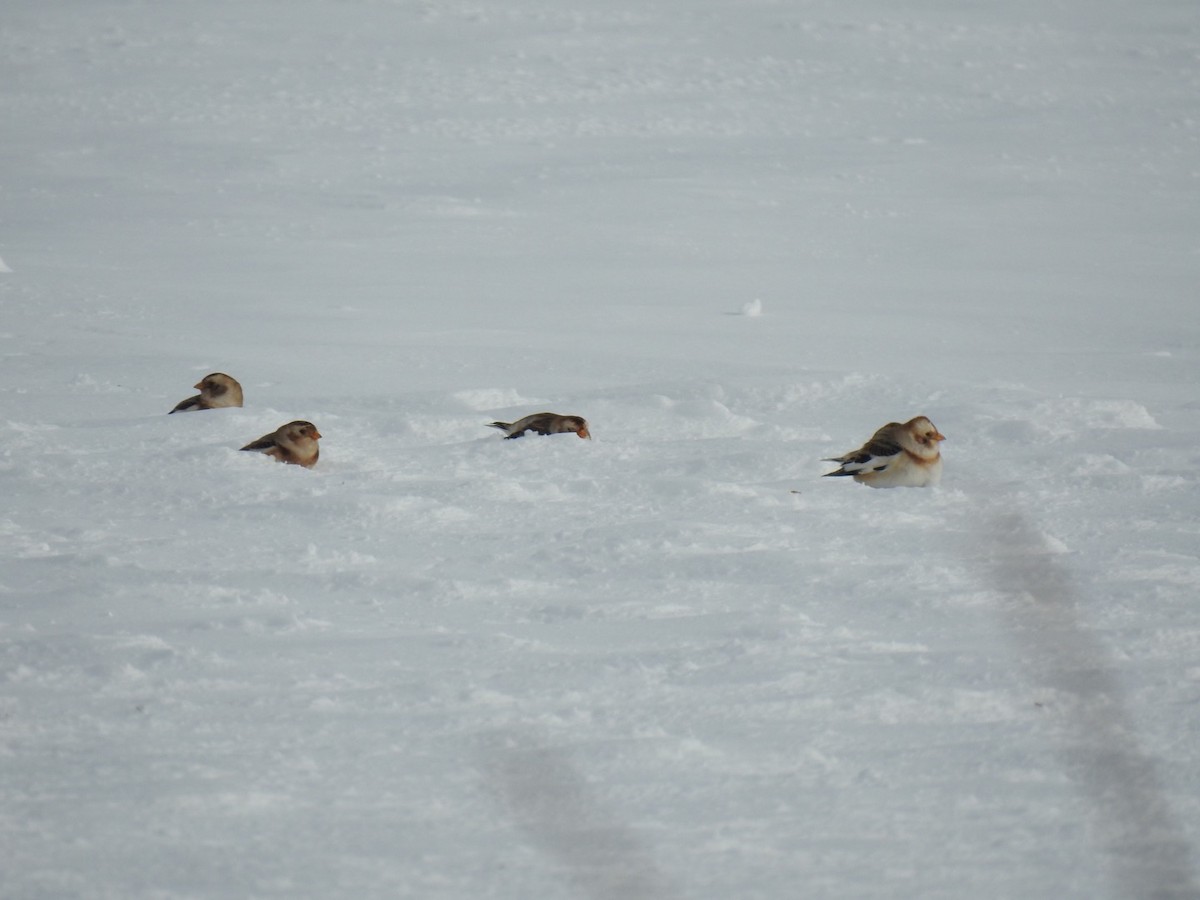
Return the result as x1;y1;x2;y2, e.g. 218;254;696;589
487;413;591;440
240;421;322;468
823;416;945;488
169;373;244;414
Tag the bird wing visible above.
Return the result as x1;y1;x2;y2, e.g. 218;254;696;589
240;435;280;452
823;434;904;476
169;395;204;414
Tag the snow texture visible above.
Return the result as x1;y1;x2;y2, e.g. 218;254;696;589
2;1;1199;898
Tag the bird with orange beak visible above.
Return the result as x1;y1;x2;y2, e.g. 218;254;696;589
168;373;244;413
240;421;322;468
487;413;591;440
823;416;945;488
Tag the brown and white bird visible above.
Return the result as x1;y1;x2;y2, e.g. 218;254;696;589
240;421;322;468
823;416;945;488
169;373;243;414
487;412;591;440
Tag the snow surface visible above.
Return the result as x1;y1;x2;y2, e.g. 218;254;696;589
2;1;1200;897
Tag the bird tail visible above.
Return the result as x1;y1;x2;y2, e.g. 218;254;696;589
487;421;512;433
822;455;849;477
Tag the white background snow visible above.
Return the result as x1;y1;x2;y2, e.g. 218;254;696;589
2;0;1199;897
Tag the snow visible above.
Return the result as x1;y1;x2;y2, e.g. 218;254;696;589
2;0;1199;897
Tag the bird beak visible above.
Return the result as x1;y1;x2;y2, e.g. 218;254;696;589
312;430;323;440
193;381;205;390
935;432;946;442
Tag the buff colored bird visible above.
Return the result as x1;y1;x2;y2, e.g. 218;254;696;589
823;416;945;488
168;373;243;414
240;421;322;468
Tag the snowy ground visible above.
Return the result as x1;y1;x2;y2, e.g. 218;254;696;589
2;1;1200;897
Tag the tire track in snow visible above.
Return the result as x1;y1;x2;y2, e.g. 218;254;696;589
980;510;1199;899
480;728;683;900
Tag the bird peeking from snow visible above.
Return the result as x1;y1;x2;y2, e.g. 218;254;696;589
168;373;243;414
823;416;945;488
487;413;591;440
240;421;322;468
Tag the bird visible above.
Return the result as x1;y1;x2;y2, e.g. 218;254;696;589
240;421;322;468
169;373;244;414
487;413;591;440
823;416;945;488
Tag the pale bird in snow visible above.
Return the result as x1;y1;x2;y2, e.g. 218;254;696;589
169;373;244;414
823;416;945;488
240;421;322;468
